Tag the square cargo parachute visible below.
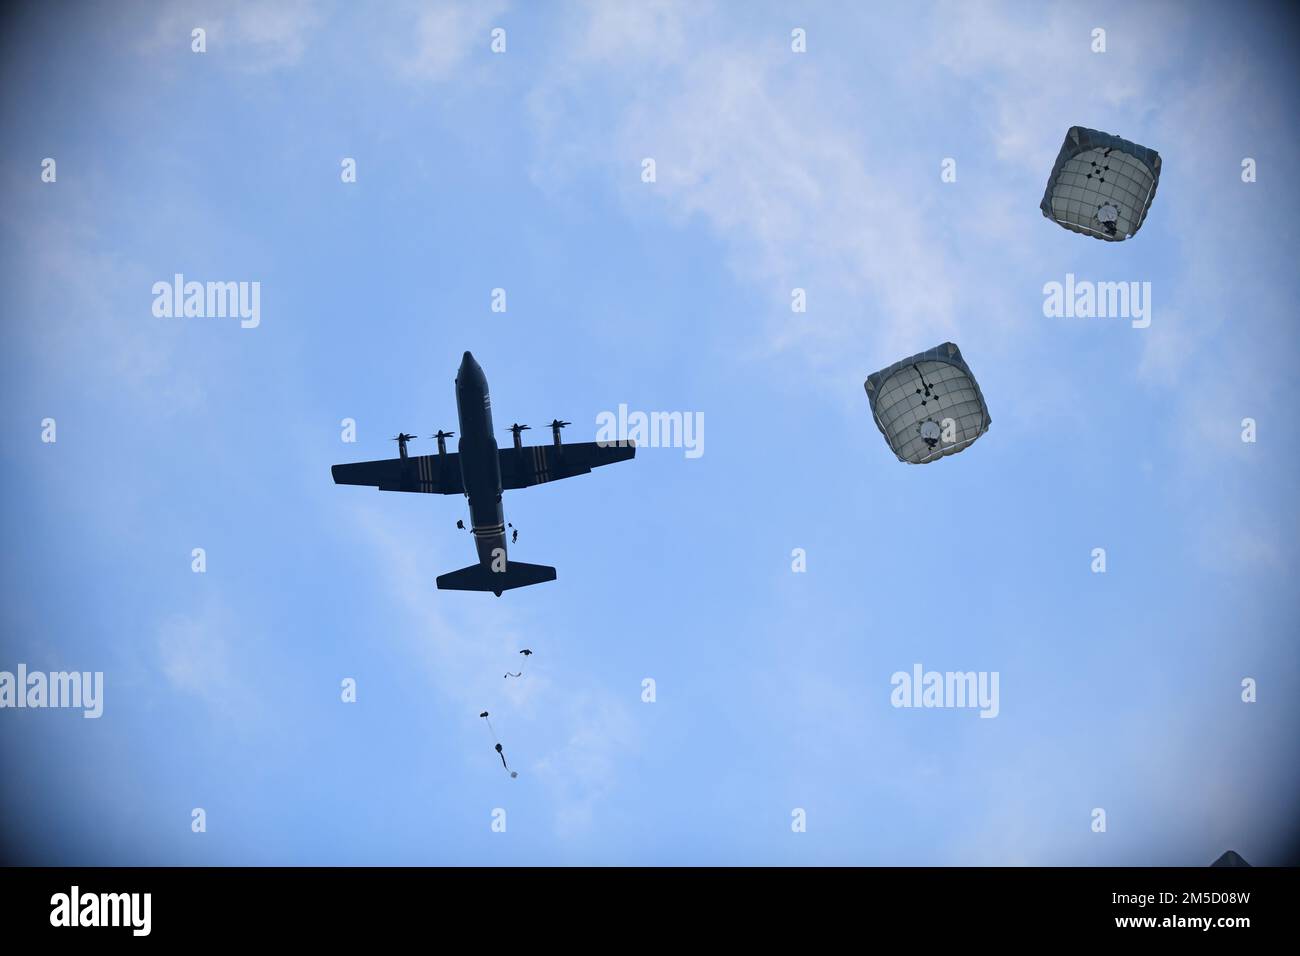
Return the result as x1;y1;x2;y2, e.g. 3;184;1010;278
1040;127;1161;242
864;343;991;464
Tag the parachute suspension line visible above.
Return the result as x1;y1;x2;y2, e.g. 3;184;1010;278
480;711;499;745
911;364;939;404
479;711;518;779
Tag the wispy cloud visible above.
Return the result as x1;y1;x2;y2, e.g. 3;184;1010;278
155;601;267;726
395;0;508;83
142;0;324;72
527;4;968;384
531;689;637;839
6;199;206;415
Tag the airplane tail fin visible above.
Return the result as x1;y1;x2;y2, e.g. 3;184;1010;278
436;560;556;595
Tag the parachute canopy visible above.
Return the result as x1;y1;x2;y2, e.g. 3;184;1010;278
1040;127;1161;242
864;343;991;464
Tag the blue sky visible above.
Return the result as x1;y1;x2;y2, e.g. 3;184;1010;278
1;0;1297;865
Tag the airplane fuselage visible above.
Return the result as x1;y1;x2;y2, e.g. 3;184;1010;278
454;352;508;568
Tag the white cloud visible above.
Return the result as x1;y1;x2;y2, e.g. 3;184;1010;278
5;202;206;416
928;3;1169;168
396;0;508;83
575;0;698;65
155;602;269;729
528;7;969;385
143;0;324;71
530;690;637;838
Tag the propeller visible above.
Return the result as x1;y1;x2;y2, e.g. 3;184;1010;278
392;433;417;458
506;422;530;449
549;419;571;448
431;429;455;455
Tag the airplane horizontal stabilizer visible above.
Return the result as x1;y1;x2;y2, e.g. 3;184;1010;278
435;560;557;595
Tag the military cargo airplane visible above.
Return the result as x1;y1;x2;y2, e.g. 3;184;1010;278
331;351;635;595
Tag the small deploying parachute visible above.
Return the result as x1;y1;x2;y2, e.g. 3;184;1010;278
1040;127;1161;242
505;648;534;678
864;343;991;464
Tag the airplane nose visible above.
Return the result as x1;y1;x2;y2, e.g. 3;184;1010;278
461;351;483;375
457;351;484;387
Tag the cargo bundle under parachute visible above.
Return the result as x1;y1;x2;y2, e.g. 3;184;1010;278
1040;126;1161;242
864;342;991;464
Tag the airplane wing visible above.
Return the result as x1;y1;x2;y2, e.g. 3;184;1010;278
499;441;635;491
331;453;464;495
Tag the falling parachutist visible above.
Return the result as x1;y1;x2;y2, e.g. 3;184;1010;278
480;710;519;778
495;745;518;778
